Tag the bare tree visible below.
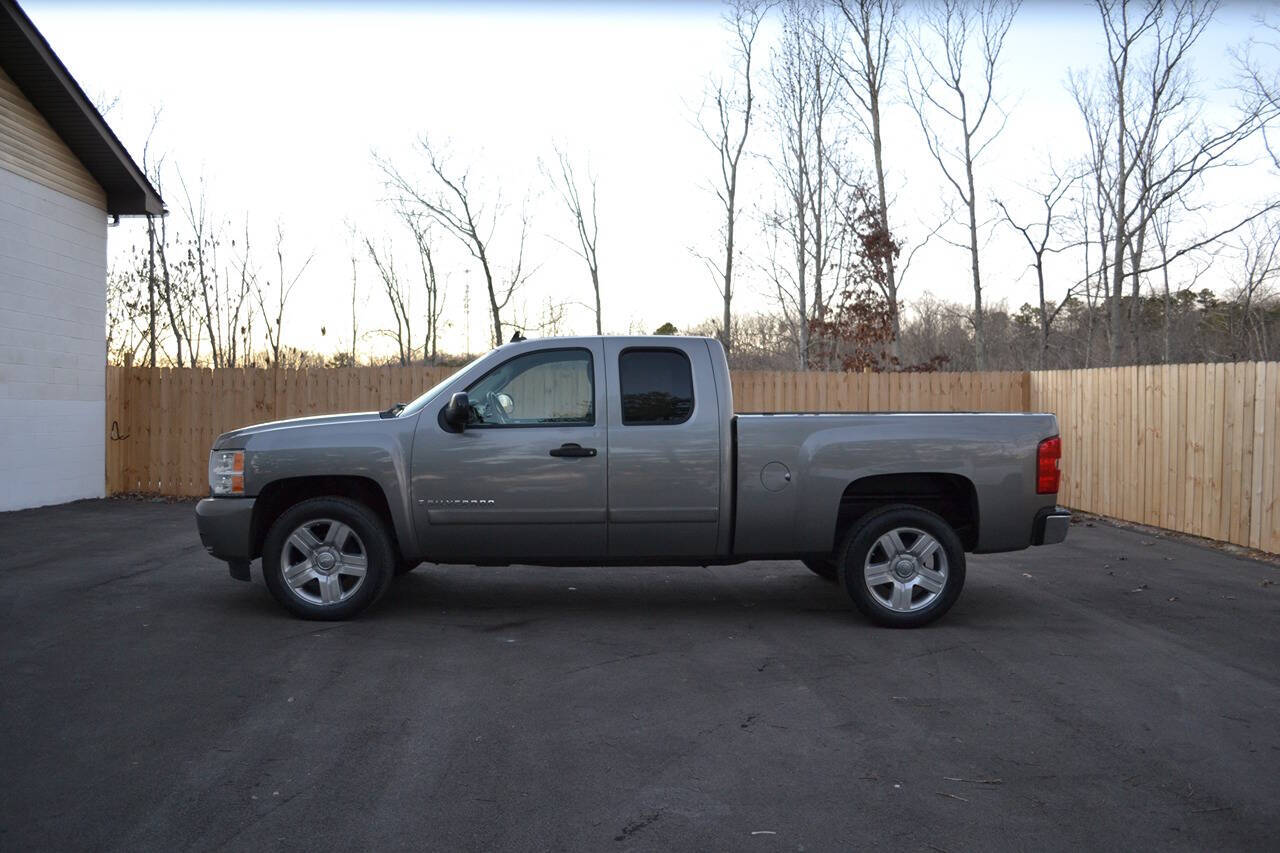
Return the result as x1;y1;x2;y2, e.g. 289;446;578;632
140;110;163;368
379;139;534;346
542;145;602;334
1229;213;1280;359
697;0;769;355
177;171;227;367
153;207;192;366
905;0;1020;370
105;249;151;366
833;0;904;357
1071;0;1275;364
255;224;313;367
994;166;1078;368
143;161;199;367
350;254;360;365
225;218;256;368
403;211;445;364
363;236;413;366
763;0;848;369
1234;13;1280;171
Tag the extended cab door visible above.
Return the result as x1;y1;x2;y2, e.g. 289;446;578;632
604;339;721;558
411;341;607;562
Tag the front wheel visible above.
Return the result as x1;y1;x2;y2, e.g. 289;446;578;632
262;497;396;620
837;504;966;628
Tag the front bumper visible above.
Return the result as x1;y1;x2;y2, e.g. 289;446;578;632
1032;506;1071;546
196;497;256;579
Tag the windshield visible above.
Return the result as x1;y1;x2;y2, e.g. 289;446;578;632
398;353;487;417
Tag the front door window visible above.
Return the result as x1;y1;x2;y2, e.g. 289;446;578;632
465;348;595;427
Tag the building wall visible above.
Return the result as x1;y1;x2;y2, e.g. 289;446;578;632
0;157;108;511
0;64;107;209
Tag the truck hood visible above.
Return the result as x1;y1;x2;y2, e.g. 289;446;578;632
213;411;383;450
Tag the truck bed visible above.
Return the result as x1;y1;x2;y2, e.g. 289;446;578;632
732;412;1060;556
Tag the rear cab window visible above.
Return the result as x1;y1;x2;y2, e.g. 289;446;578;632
619;348;694;425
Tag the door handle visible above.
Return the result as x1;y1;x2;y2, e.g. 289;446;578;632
549;443;597;458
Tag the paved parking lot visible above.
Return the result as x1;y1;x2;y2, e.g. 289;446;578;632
2;499;1278;851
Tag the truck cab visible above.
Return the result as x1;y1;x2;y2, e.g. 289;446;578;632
410;337;731;563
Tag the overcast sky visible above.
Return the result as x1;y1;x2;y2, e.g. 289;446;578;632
24;0;1278;358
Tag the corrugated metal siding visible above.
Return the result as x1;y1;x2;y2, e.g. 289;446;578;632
0;63;105;210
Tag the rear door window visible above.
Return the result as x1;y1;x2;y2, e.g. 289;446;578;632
619;349;694;425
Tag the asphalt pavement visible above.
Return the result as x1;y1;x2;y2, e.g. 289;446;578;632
2;499;1278;851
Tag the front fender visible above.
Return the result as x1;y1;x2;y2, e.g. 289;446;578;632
240;415;419;556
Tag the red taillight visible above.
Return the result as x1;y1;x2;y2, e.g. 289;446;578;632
1037;436;1061;495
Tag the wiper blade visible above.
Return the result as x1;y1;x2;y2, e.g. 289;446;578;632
379;402;406;419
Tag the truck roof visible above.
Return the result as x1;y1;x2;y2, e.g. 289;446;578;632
495;334;720;349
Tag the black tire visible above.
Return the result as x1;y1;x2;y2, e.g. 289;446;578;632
262;496;396;620
837;503;966;629
801;556;839;581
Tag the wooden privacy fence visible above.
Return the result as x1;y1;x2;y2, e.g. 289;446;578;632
105;362;1279;554
730;369;1029;413
1032;362;1280;554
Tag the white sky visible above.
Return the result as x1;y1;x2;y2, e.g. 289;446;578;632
24;0;1279;358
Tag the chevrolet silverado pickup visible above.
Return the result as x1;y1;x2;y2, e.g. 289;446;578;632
196;335;1069;627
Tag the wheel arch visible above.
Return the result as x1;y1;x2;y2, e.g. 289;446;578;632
251;476;407;561
832;472;979;553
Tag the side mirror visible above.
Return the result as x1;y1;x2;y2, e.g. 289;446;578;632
443;391;469;431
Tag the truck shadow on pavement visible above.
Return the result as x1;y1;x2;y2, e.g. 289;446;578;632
343;562;1035;630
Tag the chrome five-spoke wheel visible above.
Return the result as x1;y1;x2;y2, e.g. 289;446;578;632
280;518;368;606
840;504;965;628
863;527;948;612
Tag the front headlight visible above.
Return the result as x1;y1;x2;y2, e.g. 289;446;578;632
209;450;244;495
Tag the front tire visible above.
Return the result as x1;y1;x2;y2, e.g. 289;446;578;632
262;497;395;620
837;504;966;628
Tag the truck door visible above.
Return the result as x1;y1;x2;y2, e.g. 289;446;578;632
411;341;607;561
604;339;721;558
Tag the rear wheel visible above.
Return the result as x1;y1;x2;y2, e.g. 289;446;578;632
837;504;965;628
262;497;395;620
801;557;839;581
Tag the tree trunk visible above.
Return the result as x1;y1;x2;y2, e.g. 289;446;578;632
722;161;736;356
1109;78;1128;366
1128;225;1146;363
796;192;810;370
146;215;157;367
1161;264;1171;363
476;249;502;348
592;266;602;335
963;133;984;371
868;56;899;362
1036;257;1048;370
350;257;358;365
156;217;184;368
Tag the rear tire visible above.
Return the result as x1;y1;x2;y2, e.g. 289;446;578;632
837;504;966;629
801;557;839;581
262;496;395;620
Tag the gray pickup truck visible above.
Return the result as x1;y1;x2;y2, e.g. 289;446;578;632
196;335;1069;627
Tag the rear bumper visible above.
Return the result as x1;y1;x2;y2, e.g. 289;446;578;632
1032;506;1071;546
196;498;255;579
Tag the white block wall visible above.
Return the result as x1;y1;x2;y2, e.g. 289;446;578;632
0;166;108;512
